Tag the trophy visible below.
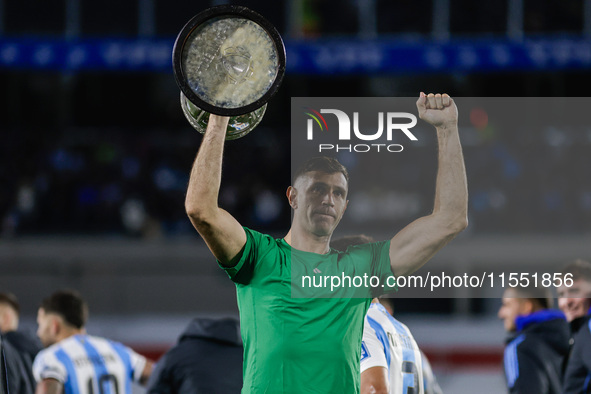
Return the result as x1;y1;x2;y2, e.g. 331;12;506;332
172;5;286;140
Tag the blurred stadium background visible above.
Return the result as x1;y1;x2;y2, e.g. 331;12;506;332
1;0;591;392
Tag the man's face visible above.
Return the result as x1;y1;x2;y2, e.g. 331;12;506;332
498;289;531;332
290;171;348;237
557;279;591;322
0;303;17;333
36;308;58;347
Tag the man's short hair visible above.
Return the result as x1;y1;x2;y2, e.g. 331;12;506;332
40;290;88;329
0;293;19;316
330;234;375;252
293;157;349;185
509;284;554;310
560;259;591;283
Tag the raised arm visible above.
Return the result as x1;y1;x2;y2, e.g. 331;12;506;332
185;114;247;266
389;93;468;276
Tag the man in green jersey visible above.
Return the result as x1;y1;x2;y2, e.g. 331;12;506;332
185;93;468;393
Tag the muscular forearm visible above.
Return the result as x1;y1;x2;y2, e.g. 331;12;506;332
185;115;229;220
184;115;246;265
432;123;468;229
388;94;467;277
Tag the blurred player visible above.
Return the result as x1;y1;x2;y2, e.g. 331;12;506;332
33;290;153;394
559;259;591;393
185;93;467;392
331;236;442;394
146;317;242;394
498;285;569;394
379;298;443;394
0;292;42;394
361;299;425;394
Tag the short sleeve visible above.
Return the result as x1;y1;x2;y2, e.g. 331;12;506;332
342;240;395;296
421;351;443;394
369;240;396;292
109;340;147;383
360;317;388;373
126;347;147;383
218;227;272;284
33;350;67;384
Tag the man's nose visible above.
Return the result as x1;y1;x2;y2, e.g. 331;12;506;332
322;192;334;206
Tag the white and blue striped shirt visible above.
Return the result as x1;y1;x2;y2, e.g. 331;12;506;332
33;334;146;394
361;303;425;394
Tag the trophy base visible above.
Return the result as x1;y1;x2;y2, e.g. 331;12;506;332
180;92;267;140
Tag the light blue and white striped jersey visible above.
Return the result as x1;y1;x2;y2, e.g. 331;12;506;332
420;351;443;394
361;303;425;394
33;334;146;394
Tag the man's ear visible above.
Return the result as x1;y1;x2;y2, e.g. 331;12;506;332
50;316;61;336
521;299;535;315
287;186;297;209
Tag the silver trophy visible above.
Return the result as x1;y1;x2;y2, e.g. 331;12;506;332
173;6;286;140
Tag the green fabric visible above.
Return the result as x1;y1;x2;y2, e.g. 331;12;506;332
220;227;394;394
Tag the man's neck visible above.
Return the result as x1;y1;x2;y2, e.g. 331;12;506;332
284;229;331;254
56;327;86;343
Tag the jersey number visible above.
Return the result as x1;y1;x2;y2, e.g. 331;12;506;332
87;374;119;394
402;361;419;394
387;332;420;394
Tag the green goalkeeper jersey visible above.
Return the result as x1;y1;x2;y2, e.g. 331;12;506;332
220;227;394;394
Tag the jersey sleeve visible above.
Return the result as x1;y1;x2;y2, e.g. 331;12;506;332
360;316;388;373
32;350;68;384
218;227;272;284
126;346;147;383
343;240;395;296
109;340;147;383
421;351;443;394
370;240;396;293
